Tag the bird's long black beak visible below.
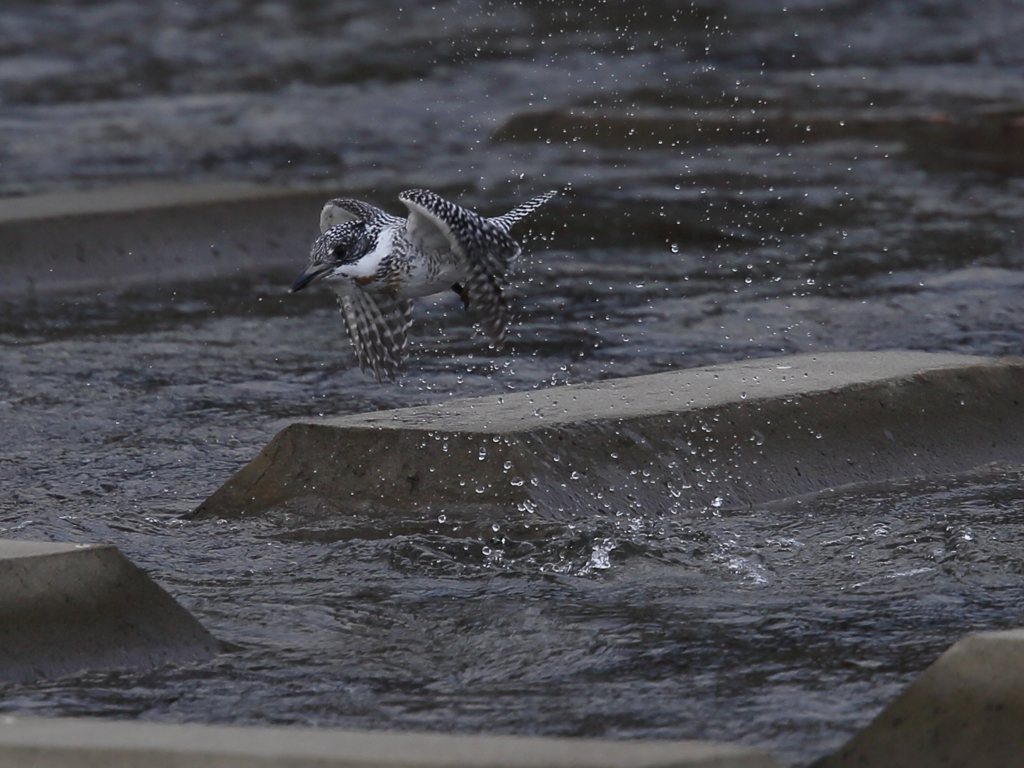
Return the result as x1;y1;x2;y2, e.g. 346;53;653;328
289;265;327;293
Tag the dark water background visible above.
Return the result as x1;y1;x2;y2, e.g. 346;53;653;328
3;1;1024;765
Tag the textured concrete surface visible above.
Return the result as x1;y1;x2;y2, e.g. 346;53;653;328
815;628;1024;768
0;182;327;295
0;717;779;768
0;540;221;683
193;351;1024;520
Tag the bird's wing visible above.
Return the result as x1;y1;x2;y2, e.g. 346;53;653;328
398;189;520;345
320;198;398;234
334;288;415;382
398;198;454;253
487;189;559;232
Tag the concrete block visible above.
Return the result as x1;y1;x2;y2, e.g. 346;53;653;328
815;628;1024;768
0;182;328;296
192;351;1024;520
0;540;221;683
0;716;780;768
492;107;947;150
492;106;1024;174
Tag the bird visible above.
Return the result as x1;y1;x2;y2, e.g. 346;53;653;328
289;188;558;382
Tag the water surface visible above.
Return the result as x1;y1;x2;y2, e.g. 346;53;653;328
3;1;1024;765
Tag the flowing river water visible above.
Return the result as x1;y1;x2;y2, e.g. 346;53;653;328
3;1;1024;764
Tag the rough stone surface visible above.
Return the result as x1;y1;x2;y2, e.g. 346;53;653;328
193;351;1024;520
815;628;1024;768
0;540;222;683
0;716;779;768
0;182;328;296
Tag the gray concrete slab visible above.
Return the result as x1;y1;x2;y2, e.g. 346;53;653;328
0;716;780;768
0;182;329;296
192;350;1024;520
815;628;1024;768
0;540;222;683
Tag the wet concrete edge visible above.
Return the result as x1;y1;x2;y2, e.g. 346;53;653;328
0;540;222;684
0;716;778;768
193;350;1024;520
0;182;331;296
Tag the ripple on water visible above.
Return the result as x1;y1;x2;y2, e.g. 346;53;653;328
4;2;1024;765
5;459;1024;763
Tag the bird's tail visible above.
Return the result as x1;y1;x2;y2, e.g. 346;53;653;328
488;189;559;232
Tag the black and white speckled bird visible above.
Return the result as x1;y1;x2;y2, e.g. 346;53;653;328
289;188;558;382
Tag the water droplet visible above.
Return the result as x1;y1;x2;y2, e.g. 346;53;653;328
589;540;614;570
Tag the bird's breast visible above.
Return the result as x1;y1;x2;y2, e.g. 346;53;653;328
392;249;468;299
328;230;468;300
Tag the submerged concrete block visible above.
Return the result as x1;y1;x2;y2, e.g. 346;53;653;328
0;540;221;683
492;107;947;149
816;628;1024;768
193;351;1024;520
0;182;327;296
0;716;780;768
492;106;1024;174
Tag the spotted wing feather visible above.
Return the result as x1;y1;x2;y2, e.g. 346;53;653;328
487;189;559;233
399;189;521;345
334;288;415;382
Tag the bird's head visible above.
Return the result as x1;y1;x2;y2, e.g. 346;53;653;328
289;220;371;293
